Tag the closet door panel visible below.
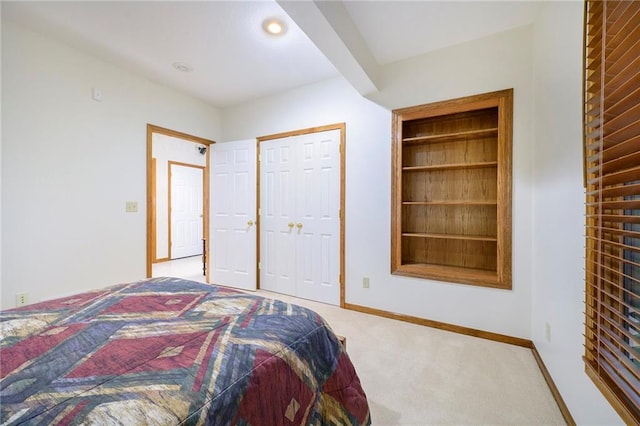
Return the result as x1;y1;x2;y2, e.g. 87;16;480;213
260;139;296;296
295;130;341;305
260;128;341;306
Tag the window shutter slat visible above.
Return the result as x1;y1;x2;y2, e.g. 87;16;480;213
586;273;640;309
601;135;640;163
588;215;640;225
603;118;640;147
597;339;640;399
605;78;640;117
605;5;640;53
587;63;604;83
587;253;640;285
587;182;640;198
604;103;640;139
600;150;640;176
600;165;640;186
586;236;640;256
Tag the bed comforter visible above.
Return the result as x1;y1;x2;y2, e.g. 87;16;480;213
0;277;370;425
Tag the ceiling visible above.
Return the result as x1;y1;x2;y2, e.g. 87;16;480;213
1;1;540;108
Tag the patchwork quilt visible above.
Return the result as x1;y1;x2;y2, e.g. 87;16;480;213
0;277;370;425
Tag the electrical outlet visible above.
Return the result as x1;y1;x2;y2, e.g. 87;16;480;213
16;293;29;307
545;322;551;342
125;201;138;213
363;277;370;288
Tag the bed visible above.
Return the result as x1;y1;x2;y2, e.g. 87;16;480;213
0;277;370;425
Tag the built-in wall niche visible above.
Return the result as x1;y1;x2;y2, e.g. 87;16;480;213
391;89;513;289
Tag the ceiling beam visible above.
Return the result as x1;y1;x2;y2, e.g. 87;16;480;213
278;0;379;96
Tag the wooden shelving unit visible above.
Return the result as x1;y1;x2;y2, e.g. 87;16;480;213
391;89;513;289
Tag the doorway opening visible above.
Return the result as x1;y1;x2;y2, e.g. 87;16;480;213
146;124;214;282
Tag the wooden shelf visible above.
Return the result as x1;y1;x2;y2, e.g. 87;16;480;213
393;263;502;288
402;127;498;144
402;201;497;206
401;232;497;242
391;89;513;289
402;161;497;172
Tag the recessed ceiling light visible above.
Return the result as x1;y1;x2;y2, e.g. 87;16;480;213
172;62;194;72
262;18;287;36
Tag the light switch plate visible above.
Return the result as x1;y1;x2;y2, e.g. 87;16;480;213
92;87;103;102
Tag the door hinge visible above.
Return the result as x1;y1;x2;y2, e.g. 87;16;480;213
258;262;261;269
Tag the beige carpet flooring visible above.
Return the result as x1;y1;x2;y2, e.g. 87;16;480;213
261;290;566;426
153;258;567;425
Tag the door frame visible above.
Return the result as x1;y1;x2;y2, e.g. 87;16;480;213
168;162;206;260
146;124;215;281
256;123;346;307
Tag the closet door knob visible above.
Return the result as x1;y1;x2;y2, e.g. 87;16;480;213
288;222;294;228
247;220;254;226
296;223;303;229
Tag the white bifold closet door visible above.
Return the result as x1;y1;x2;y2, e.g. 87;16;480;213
210;139;257;291
260;129;341;305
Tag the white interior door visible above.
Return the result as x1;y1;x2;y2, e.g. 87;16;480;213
260;138;297;296
295;131;341;305
210;140;257;291
260;129;341;305
170;164;203;259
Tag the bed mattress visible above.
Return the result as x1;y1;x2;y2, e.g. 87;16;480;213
0;277;370;425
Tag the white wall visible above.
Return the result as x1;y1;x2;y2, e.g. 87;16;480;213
0;6;4;299
152;133;207;260
531;3;622;424
224;16;623;420
0;7;624;422
223;25;534;339
1;21;221;309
